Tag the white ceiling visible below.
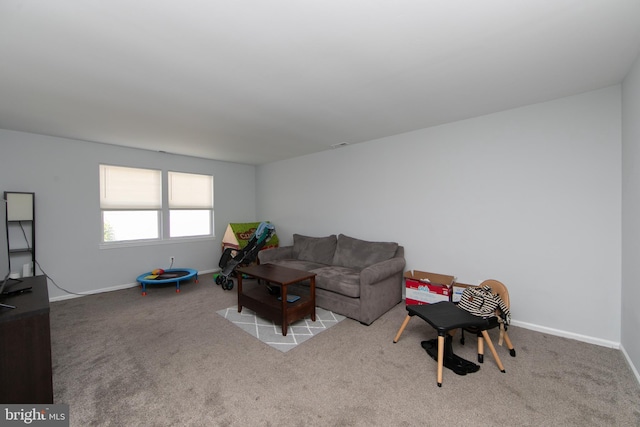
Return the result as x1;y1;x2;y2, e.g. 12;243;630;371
1;1;640;165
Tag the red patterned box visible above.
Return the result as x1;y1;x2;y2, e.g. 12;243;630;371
404;270;455;305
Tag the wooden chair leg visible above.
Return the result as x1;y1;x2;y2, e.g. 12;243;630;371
481;330;505;373
393;315;412;343
437;334;445;387
503;331;517;357
480;329;517;360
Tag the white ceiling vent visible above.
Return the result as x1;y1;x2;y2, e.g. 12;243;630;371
331;142;349;149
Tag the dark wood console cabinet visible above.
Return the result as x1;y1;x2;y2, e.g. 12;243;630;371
0;275;53;403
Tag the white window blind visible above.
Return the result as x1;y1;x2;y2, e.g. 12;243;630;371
168;171;213;209
100;165;162;209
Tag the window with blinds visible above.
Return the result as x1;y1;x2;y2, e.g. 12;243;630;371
99;165;214;243
168;171;214;238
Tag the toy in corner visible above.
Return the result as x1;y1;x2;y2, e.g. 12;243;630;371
144;269;165;280
215;222;275;291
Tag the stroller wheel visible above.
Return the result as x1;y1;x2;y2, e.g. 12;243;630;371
223;279;234;291
215;275;227;286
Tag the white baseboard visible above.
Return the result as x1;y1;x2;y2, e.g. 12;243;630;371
49;269;218;302
520;322;640;386
510;319;620;349
619;344;640;387
49;282;140;302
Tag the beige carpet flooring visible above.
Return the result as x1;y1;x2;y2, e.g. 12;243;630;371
49;273;640;426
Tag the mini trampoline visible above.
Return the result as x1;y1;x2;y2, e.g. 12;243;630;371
136;268;198;296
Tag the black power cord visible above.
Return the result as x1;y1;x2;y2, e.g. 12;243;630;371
17;221;85;296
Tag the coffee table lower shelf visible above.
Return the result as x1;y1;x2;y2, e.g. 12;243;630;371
236;264;316;336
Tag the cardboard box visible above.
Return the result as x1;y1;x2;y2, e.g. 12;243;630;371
404;270;455;305
221;222;279;251
452;282;476;303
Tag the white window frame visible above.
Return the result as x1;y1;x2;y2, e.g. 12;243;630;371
99;165;214;246
167;171;214;238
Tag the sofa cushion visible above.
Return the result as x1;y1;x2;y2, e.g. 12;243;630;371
332;234;398;270
268;259;328;272
312;266;361;298
292;234;337;265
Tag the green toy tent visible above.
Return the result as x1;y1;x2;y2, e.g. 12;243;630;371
221;222;279;250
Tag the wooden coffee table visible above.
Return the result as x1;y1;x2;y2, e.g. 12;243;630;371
236;263;316;336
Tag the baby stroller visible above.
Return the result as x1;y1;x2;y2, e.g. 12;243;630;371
215;222;275;290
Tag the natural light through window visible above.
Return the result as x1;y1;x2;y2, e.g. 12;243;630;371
168;171;214;238
99;165;214;243
103;211;159;241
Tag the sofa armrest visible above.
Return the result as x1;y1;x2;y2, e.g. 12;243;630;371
258;246;293;263
360;256;406;286
358;255;406;325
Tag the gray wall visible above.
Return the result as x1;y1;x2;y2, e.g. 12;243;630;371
0;129;257;299
622;53;640;380
257;86;622;348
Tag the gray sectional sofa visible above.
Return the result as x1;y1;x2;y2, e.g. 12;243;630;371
257;233;406;325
